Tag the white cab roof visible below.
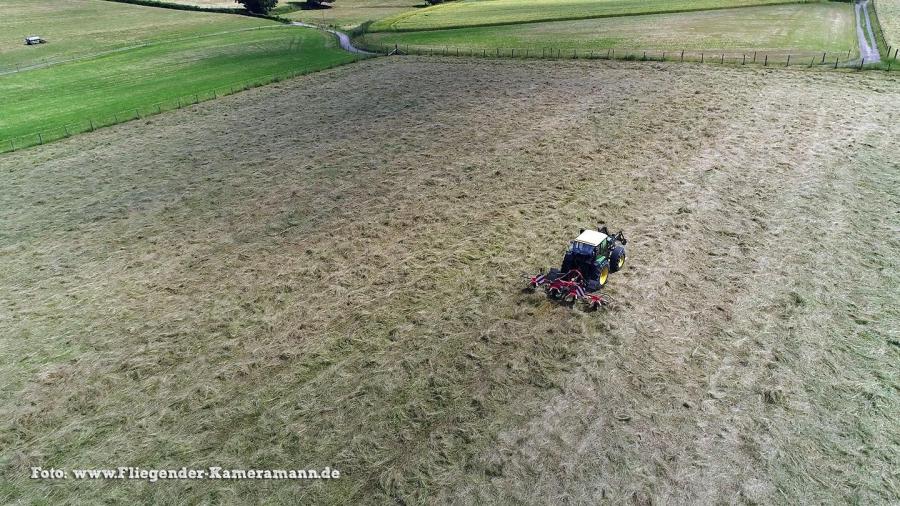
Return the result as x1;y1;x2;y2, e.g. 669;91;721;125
575;229;607;246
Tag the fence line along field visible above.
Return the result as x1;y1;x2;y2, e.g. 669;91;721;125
876;0;900;54
1;57;897;504
363;3;857;56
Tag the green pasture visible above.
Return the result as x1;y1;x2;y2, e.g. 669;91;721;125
876;0;900;51
283;0;424;30
0;0;278;70
0;26;356;143
369;0;824;32
364;3;856;55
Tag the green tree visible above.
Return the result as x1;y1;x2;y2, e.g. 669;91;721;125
236;0;277;14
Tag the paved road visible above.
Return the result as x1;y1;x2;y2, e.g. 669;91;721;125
855;0;880;63
291;22;374;55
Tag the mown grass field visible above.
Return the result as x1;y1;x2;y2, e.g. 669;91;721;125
363;3;856;55
0;27;355;142
0;0;272;70
369;0;821;31
0;0;360;147
1;58;898;503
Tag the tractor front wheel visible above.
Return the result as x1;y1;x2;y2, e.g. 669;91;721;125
609;245;626;273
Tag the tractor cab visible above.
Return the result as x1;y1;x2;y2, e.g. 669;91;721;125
561;229;609;289
572;229;610;257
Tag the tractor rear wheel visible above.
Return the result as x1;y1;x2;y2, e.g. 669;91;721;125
598;261;610;287
609;245;626;273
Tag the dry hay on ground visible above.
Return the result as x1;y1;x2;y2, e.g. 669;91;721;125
1;58;898;503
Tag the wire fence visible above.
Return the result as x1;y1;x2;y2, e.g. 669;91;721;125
871;0;899;64
364;42;899;71
0;56;369;155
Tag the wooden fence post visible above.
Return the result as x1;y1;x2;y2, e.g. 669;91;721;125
894;48;898;59
64;125;69;137
642;51;646;60
742;54;746;65
89;119;94;131
9;139;13;151
701;52;704;63
38;132;43;145
114;113;118;123
822;52;826;64
753;51;757;63
681;49;684;62
720;53;724;64
859;57;865;70
764;54;767;66
786;55;790;66
834;57;839;69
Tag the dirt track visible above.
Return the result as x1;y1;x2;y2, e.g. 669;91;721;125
1;58;898;503
856;0;881;62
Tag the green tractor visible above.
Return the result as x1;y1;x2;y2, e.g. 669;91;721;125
528;225;627;309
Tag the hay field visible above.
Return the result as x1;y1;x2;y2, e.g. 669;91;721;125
363;3;856;55
1;58;898;503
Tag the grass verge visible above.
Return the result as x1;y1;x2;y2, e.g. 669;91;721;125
875;0;900;51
